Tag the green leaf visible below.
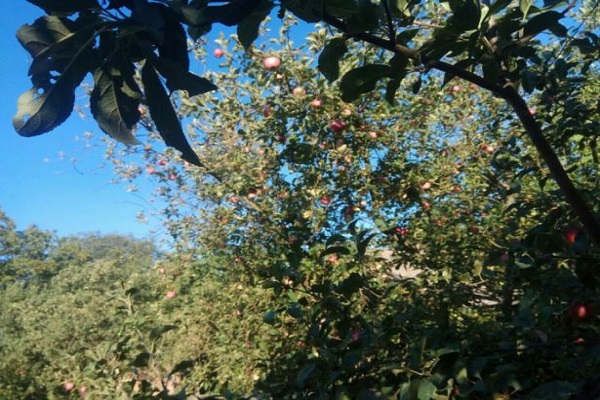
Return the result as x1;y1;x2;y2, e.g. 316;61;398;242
318;37;348;82
523;11;564;37
294;363;316;388
385;79;401;105
448;0;481;31
27;0;99;14
340;64;392;102
13;18;95;136
150;55;218;96
263;310;277;324
281;0;324;22
170;360;195;376
150;324;178;340
155;4;191;70
519;0;534;18
237;0;273;50
527;381;577;399
141;63;203;166
90;63;142;145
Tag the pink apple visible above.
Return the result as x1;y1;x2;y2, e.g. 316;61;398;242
168;174;176;180
292;86;306;97
165;291;178;299
79;386;88;398
528;107;537;116
320;197;331;205
64;382;75;392
450;85;460;93
310;99;323;108
213;48;224;58
146;167;156;175
329;120;346;132
480;144;495;153
368;131;378;139
420;181;432;190
158;267;166;274
158;159;168;166
263;56;281;70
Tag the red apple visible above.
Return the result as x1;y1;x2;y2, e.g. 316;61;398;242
262;105;272;117
351;330;360;342
564;228;579;245
569;302;592;321
320;197;331;205
450;85;460;93
78;386;88;398
263;56;281;70
64;382;75;392
158;159;168;166
143;144;152;151
329;120;346;132
310;99;323;108
292;86;306;97
146;167;156;175
528;107;537;116
213;48;224;58
420;181;432;190
480;144;495;153
165;291;178;299
368;131;378;139
393;227;408;236
168;174;177;180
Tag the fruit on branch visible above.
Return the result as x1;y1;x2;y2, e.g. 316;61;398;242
569;302;592;321
213;48;224;58
263;56;281;70
329;120;346;132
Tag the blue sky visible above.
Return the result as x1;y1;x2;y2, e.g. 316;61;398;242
0;2;163;240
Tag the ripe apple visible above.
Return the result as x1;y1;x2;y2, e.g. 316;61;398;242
158;159;168;166
342;108;352;117
263;56;281;70
146;167;156;175
168;174;176;180
292;86;306;97
420;181;432;190
320;197;331;205
64;382;75;392
310;99;323;108
528;107;537;116
158;267;166;274
79;386;88;398
450;85;460;93
166;291;178;299
368;131;378;139
213;48;224;58
329;120;346;132
262;105;272;117
569;302;592;321
480;144;495;153
143;144;152;152
564;228;579;245
351;329;360;342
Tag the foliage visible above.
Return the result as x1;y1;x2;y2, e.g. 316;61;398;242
98;20;599;398
8;0;600;398
14;0;600;242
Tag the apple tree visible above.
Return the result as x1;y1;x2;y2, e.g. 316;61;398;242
95;17;600;397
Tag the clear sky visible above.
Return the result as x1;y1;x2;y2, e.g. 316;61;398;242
0;2;164;241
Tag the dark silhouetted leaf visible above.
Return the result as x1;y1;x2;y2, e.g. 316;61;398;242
318;37;348;82
141;63;203;166
263;310;277;324
237;0;272;50
448;0;481;31
523;11;564;37
150;55;217;96
27;0;99;14
340;64;392;102
90;62;142;145
294;363;316;388
13;17;95;136
281;0;324;22
155;3;190;70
